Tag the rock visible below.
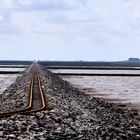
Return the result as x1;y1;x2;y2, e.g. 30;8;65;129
8;134;16;139
0;131;3;136
0;126;3;131
0;66;139;139
105;136;110;140
130;126;140;133
0;120;7;124
55;127;61;133
8;120;13;124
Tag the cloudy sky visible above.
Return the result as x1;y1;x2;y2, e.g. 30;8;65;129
0;0;140;61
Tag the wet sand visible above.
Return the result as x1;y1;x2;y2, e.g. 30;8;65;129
60;75;140;113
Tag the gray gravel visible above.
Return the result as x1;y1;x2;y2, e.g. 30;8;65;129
0;65;139;140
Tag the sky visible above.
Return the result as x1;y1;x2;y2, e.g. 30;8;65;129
0;0;140;61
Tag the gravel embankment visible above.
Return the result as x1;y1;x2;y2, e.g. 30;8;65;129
0;66;140;140
0;67;31;112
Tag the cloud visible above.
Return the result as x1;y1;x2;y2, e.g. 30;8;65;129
0;0;15;9
14;0;83;11
0;15;4;22
2;0;135;38
16;0;32;6
1;0;140;60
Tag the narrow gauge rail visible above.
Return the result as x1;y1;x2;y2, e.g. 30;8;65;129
0;64;46;117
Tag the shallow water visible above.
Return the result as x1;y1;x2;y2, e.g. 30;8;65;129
51;69;140;112
50;69;140;74
61;75;140;111
0;68;25;72
0;74;19;94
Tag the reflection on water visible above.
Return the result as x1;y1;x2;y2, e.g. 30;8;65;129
0;68;25;72
50;69;140;74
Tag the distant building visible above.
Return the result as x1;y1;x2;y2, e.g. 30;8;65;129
128;58;140;62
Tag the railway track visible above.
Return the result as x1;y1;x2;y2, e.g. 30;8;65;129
0;64;46;117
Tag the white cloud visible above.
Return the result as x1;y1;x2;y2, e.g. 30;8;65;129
11;8;92;36
0;15;4;22
17;0;32;6
0;0;14;9
4;0;139;37
1;0;140;60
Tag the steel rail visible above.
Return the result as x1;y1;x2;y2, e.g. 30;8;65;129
23;68;46;114
0;71;34;117
0;64;46;117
